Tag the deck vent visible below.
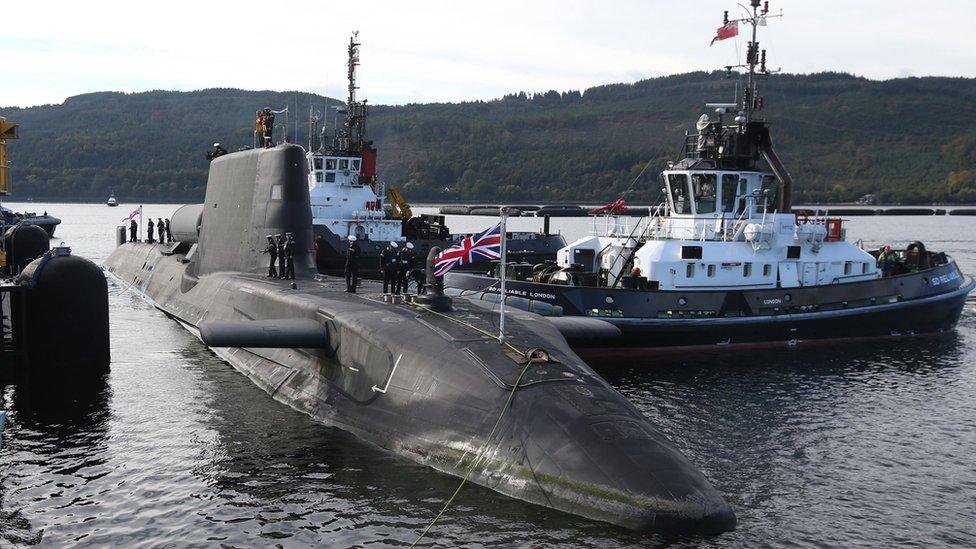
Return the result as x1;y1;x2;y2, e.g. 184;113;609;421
681;246;703;260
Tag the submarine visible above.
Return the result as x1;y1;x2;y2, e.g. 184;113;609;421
103;143;735;535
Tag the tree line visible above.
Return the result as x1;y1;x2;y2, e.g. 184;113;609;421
2;71;975;204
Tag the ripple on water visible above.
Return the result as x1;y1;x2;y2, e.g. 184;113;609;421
1;205;975;547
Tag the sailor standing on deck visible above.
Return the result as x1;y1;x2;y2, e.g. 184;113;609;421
397;242;415;295
380;241;398;294
129;219;137;242
344;235;361;293
283;232;296;280
263;235;278;278
263;108;275;147
276;234;286;279
146;218;155;244
157;217;165;244
165;218;172;242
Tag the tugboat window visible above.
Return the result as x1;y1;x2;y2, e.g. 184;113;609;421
743;262;752;277
315;173;323;183
692;173;717;214
270;185;282;200
339;159;349;170
668;174;692;214
721;174;737;213
351;159;361;170
326;158;337;170
325;172;336;183
313;158;323;170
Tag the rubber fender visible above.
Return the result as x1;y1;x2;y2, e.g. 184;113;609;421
200;318;330;348
547;316;621;346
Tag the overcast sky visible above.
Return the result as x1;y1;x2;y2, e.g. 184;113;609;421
2;0;973;108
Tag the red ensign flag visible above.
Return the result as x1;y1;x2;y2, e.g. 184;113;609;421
710;21;738;46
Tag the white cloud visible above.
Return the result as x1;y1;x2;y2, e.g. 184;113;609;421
1;0;973;107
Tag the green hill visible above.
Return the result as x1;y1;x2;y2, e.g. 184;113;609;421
3;71;976;204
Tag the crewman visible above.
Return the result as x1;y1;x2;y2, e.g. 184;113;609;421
263;107;275;147
380;241;399;294
255;110;266;147
165;218;172;242
408;267;427;295
263;235;278;278
206;142;228;161
877;245;896;277
146;218;155;244
157;217;165;243
129;219;138;242
283;232;296;279
276;234;286;279
344;235;361;293
397;242;416;295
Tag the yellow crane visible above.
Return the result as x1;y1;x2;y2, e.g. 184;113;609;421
387;186;412;220
0;116;19;196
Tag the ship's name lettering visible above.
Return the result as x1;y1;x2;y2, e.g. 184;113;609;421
494;288;557;301
930;271;960;286
763;298;782;305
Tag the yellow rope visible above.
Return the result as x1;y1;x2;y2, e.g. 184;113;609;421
410;355;534;547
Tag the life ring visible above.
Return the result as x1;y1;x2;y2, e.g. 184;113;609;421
795;211;810;226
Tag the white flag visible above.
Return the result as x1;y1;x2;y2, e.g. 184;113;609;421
120;206;140;224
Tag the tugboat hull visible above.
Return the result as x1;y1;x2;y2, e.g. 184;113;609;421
446;262;974;356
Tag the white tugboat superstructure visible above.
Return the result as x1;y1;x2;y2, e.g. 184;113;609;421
444;1;974;355
307;33;566;278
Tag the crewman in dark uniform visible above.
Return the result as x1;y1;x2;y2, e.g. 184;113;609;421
157;217;165;243
146;218;155;244
263;235;278;278
283;232;296;279
264;108;275;147
276;234;286;279
165;218;172;242
380;241;399;294
344;235;360;293
397;242;416;295
129;219;138;242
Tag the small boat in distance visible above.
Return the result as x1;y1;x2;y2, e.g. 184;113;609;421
107;192;118;207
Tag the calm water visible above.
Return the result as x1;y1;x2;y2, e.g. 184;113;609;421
1;203;974;547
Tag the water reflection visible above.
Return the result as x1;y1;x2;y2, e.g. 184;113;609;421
0;374;112;546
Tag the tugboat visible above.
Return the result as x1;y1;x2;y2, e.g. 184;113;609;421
445;2;975;356
107;192;118;207
307;33;564;278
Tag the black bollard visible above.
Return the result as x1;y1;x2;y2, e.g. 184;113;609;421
414;246;452;312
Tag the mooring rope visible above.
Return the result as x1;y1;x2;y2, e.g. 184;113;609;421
410;354;534;547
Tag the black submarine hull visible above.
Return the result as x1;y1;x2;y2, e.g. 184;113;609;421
104;145;735;535
445;263;974;357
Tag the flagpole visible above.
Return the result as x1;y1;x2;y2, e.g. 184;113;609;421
498;207;509;344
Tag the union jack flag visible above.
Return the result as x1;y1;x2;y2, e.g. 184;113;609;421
434;222;502;277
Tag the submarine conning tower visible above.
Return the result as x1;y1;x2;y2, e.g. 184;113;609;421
195;144;315;277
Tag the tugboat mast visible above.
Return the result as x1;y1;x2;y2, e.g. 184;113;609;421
722;0;780;122
337;31;368;153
